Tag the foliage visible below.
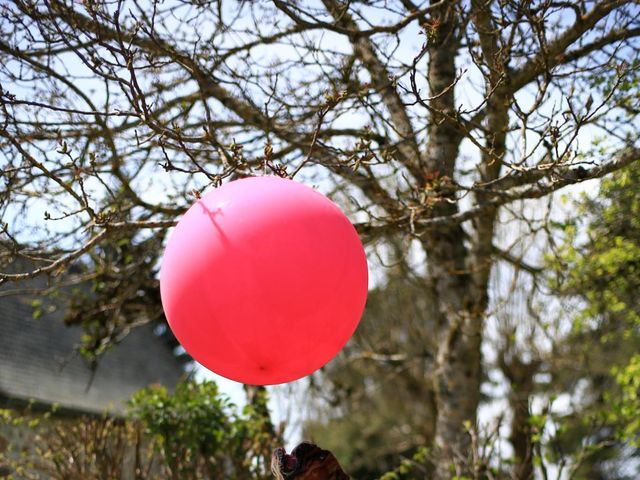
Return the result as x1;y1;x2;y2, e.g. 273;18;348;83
378;447;430;480
129;380;274;479
0;408;154;480
0;380;275;480
549;163;640;475
612;355;640;443
553;166;640;329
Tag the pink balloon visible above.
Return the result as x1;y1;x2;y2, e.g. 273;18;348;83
160;176;368;385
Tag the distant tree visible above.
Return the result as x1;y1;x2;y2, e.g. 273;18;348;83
305;267;438;478
1;1;639;476
547;162;640;478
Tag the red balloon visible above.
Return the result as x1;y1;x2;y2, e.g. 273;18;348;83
160;176;368;385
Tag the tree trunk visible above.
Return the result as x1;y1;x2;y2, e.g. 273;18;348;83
420;3;484;477
424;1;514;476
499;354;540;480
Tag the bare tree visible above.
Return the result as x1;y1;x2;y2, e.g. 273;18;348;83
1;1;639;476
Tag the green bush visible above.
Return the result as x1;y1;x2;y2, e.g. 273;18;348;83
0;380;276;480
129;380;274;479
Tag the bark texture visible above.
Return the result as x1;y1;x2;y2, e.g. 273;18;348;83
420;2;484;476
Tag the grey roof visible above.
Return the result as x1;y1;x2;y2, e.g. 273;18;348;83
0;272;184;415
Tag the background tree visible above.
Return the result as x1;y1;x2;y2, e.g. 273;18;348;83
546;162;640;478
1;1;640;477
305;261;438;478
